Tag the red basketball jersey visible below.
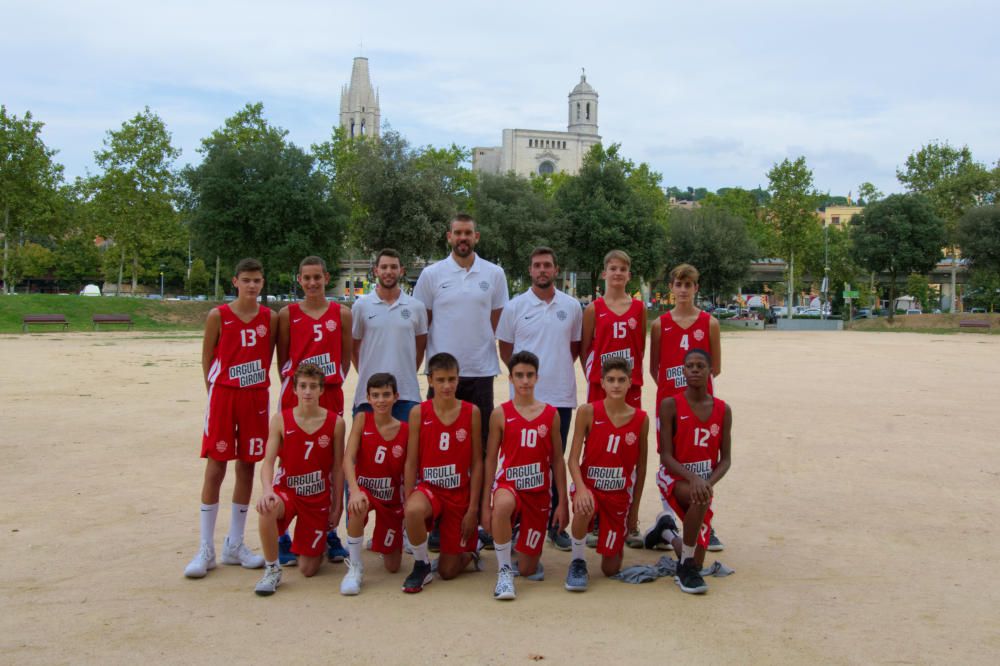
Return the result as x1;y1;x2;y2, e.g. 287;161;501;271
207;304;273;389
586;298;645;386
581;400;645;497
671;394;726;479
494;401;556;493
656;310;713;401
281;301;344;385
355;417;408;505
273;408;338;510
418;400;474;494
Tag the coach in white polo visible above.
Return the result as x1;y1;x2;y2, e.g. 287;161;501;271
413;213;508;430
496;246;582;548
352;248;427;421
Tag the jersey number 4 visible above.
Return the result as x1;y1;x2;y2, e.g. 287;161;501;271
678;333;689;351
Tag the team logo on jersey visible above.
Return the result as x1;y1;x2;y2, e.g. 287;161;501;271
318;434;331;448
710;423;720;437
400;308;411;320
455;428;468;442
625;432;637;446
693;329;705;342
325;319;337;332
479;281;490;292
628;317;638;330
556;310;567;321
537;424;549;438
215;440;228;453
392;444;404;459
256;324;268;338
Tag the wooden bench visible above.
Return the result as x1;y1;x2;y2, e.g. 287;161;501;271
959;319;990;329
92;313;134;331
22;314;69;333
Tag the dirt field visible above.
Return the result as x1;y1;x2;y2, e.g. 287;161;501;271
1;330;998;665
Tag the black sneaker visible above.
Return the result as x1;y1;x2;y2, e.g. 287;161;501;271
643;512;679;550
402;560;433;593
428;527;441;553
548;527;571;551
707;528;724;552
675;558;708;594
479;527;494;551
564;558;589;592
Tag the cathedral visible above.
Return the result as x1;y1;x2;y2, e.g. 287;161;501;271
340;57;380;139
472;71;602;178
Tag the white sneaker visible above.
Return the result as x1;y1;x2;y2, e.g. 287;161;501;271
494;565;516;600
254;564;282;596
220;536;265;569
340;559;364;596
183;542;216;578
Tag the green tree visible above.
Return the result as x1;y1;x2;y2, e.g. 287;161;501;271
555;144;668;294
767;156;822;316
0;106;64;293
663;207;757;303
904;273;933;311
965;269;1000;312
701;187;775;257
851;194;945;322
52;233;102;290
897;141;997;311
857;182;883;205
958;205;1000;274
87;107;180;295
13;241;55;286
186;257;211;296
800;223;860;311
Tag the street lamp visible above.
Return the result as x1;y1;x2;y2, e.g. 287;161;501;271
159;264;165;299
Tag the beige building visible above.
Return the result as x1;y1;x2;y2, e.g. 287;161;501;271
820;205;863;227
340;57;380;139
473;71;602;178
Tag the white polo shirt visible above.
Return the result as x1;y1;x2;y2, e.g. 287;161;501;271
496;288;583;408
352;291;428;406
413;253;508;377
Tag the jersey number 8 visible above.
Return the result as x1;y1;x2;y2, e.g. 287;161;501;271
439;432;450;451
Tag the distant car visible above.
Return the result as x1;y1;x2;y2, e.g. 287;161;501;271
905;308;922;315
854;308;873;319
146;294;162;300
771;306;788;317
801;308;822;316
969;307;987;314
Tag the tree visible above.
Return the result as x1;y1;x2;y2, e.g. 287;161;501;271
555;144;668;294
186;257;211;296
958;205;1000;275
800;223;860;311
12;241;55;289
897;141;997;311
0;106;64;293
965;269;1000;312
767;157;822;316
857;182;883;205
701;187;776;257
87;107;180;295
904;273;933;311
851;194;945;322
52;233;102;290
663;207;758;303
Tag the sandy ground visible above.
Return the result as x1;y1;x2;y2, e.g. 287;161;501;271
1;330;998;665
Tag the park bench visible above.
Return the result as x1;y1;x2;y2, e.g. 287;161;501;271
958;319;990;330
21;314;69;333
92;314;134;331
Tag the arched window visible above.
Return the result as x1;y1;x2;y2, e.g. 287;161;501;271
539;161;555;175
586;103;590;120
350;120;355;138
576;103;580;120
360;120;366;136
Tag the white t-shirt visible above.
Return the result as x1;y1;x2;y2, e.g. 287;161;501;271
496;288;583;408
413;253;508;377
351;291;428;406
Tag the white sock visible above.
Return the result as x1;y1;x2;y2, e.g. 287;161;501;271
681;543;696;563
228;503;250;544
495;541;512;570
346;535;364;566
662;527;678;542
199;503;219;546
413;540;430;564
571;537;587;561
265;559;279;568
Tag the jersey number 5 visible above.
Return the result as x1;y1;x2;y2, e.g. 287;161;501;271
312;324;323;342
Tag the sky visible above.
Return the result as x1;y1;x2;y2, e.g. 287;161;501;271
3;0;998;196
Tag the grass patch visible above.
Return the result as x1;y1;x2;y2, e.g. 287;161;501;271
849;313;999;335
0;295;222;334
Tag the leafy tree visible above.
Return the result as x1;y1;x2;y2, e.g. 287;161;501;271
555;144;668;294
857;182;883;205
851;194;945;322
13;241;55;285
800;223;860;311
186;257;211;296
897;141;997;311
663;207;757;303
766;157;822;316
87;107;180;295
958;205;1000;274
0;106;64;293
53;233;102;290
904;273;933;311
965;269;1000;312
701;187;776;257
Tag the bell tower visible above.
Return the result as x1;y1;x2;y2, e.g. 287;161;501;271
567;68;598;135
340;57;380;138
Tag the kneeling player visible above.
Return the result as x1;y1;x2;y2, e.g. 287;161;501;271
341;373;409;595
656;349;732;595
482;351;569;600
402;353;483;593
565;357;649;591
253;364;345;595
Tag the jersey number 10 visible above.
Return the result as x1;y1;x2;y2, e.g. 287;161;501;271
520;429;538;448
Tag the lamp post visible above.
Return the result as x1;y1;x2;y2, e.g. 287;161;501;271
822;224;829;320
159;264;165;299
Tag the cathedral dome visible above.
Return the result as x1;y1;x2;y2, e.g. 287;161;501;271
571;73;595;95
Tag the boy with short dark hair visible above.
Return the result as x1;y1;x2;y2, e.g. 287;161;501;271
401;353;483;593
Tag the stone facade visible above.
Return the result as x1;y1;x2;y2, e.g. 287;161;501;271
473;72;602;178
340;57;380;139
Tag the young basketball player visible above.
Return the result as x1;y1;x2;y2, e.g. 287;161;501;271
647;263;725;552
482;351;568;600
656;349;732;594
340;373;409;595
276;256;352;565
565;357;649;591
401;353;483;593
252;363;345;595
184;258;272;579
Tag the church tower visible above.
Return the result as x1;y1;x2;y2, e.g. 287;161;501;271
340;57;380;138
567;70;598;135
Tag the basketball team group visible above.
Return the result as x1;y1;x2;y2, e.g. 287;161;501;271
184;214;733;600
